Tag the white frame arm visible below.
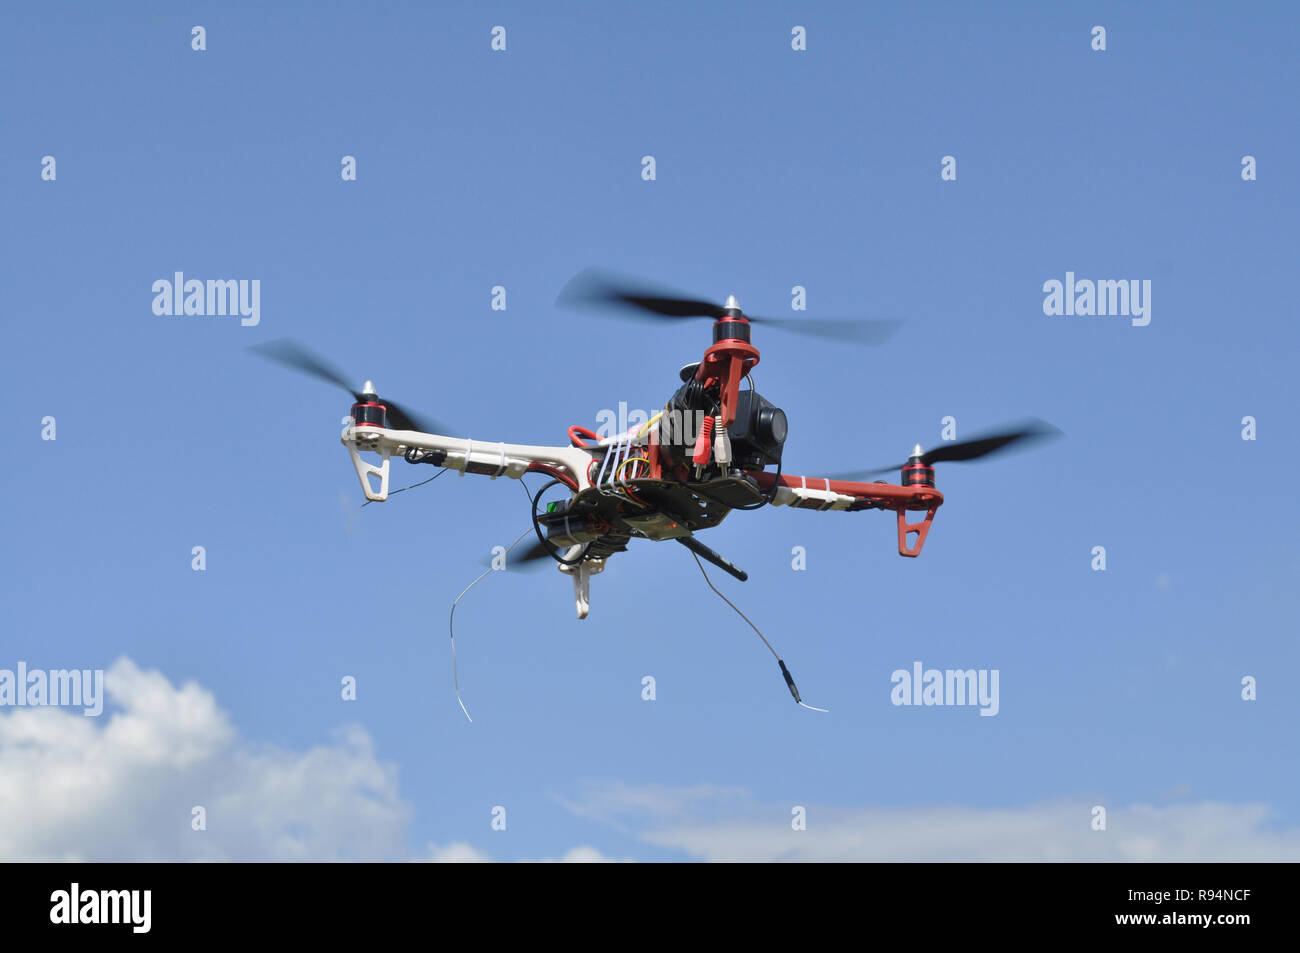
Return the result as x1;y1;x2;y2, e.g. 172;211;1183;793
342;424;596;502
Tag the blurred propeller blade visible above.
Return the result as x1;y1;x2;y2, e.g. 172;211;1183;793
746;314;902;344
250;337;454;435
479;539;555;572
512;539;557;567
828;419;1063;481
558;268;900;344
251;338;362;400
558;267;724;319
921;420;1062;465
382;398;444;436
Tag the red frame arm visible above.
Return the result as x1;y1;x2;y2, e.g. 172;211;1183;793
751;471;945;558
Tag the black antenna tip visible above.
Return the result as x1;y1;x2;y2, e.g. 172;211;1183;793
778;659;802;704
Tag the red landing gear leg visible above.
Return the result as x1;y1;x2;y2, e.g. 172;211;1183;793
896;506;938;557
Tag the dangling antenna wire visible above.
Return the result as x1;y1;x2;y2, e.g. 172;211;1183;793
449;526;535;723
688;551;829;713
346;467;449;538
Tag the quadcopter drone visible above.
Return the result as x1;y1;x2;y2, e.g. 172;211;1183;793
255;269;1058;710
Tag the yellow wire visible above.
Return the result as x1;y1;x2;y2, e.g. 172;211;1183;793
632;412;663;440
615;456;650;483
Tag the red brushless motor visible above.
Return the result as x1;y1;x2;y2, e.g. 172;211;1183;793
901;444;935;488
351;381;387;428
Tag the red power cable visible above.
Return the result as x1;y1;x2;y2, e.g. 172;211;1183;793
568;425;600;448
527;462;578;491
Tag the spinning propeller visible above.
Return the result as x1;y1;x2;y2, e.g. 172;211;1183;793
482;536;581;573
251;338;452;435
830;419;1062;480
558;268;902;344
500;539;557;570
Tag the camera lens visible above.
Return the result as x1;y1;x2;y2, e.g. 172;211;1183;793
758;406;787;445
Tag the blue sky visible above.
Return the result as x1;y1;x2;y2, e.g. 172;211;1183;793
1;1;1297;861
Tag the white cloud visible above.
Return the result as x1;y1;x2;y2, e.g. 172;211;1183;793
0;658;410;861
555;781;748;833
562;783;1300;862
0;658;612;863
420;842;493;863
418;842;630;863
520;846;631;863
15;660;1286;864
